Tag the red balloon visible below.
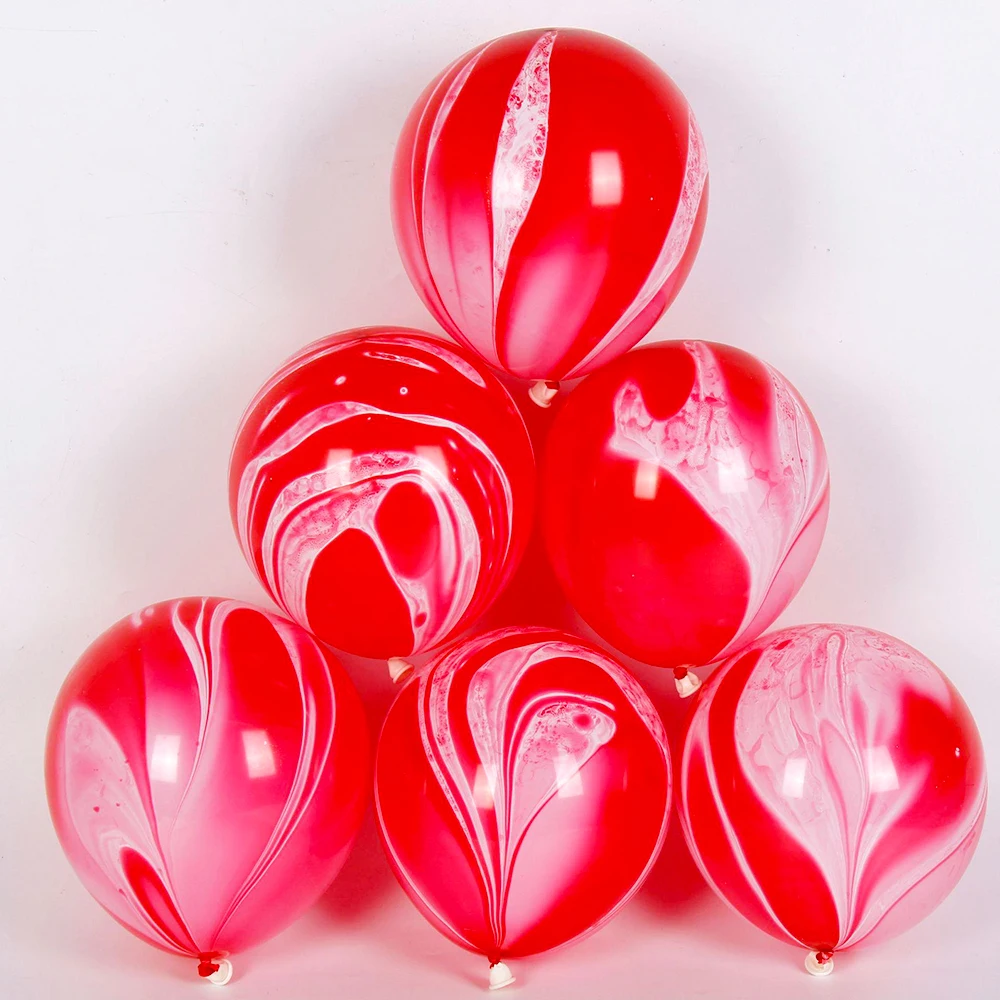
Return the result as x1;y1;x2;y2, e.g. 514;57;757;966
541;341;830;680
678;624;987;975
45;598;368;982
392;28;708;382
374;627;670;986
230;328;535;664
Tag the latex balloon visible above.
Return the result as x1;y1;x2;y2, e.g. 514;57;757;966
45;598;369;981
678;624;987;975
230;328;535;668
391;27;708;383
541;340;829;688
375;626;670;986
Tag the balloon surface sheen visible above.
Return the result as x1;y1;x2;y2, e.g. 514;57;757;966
375;627;670;973
392;27;708;381
45;598;369;976
230;328;535;662
542;340;830;672
679;624;987;964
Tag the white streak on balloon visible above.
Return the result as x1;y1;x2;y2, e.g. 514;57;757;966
491;31;557;314
237;401;513;654
414;632;666;947
608;341;828;655
59;600;339;956
571;116;708;377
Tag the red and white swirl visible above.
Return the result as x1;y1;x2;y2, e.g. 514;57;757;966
679;624;987;955
375;627;671;959
230;330;535;661
609;340;830;660
393;28;709;381
45;598;368;962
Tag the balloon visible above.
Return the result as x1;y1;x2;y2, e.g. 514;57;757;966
391;28;708;383
678;624;987;975
45;598;369;982
230;328;535;669
374;626;671;987
541;340;829;690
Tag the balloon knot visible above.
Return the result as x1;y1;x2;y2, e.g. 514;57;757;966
672;666;689;680
805;949;835;976
198;960;221;978
528;380;559;407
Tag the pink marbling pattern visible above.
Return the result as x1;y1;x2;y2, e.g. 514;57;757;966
392;28;708;381
678;624;987;956
375;627;670;961
542;340;830;672
229;329;535;662
45;598;368;970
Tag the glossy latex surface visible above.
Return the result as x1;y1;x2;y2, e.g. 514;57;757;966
45;598;369;965
375;627;670;960
542;340;830;671
230;328;535;661
392;28;708;381
679;624;987;955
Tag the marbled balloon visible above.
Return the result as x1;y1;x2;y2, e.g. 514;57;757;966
230;329;535;662
392;28;708;381
679;624;987;961
45;598;368;976
375;627;671;969
542;340;830;672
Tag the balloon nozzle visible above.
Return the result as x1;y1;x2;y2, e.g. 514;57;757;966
488;960;515;990
528;380;559;408
804;950;834;977
673;666;701;698
198;957;233;986
388;657;415;684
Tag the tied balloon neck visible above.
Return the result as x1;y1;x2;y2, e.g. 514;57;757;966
488;960;516;991
528;380;560;408
388;657;415;684
805;950;835;977
673;665;702;698
198;957;233;986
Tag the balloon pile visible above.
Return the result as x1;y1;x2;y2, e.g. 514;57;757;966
45;26;985;989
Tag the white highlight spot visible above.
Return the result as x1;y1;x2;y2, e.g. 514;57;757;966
781;757;807;799
326;448;352;468
590;150;623;206
334;375;347;386
715;446;750;494
416;445;449;478
473;765;494;809
866;745;899;792
554;752;585;798
150;734;181;783
633;460;660;500
242;729;277;779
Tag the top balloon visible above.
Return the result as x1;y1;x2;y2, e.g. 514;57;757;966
392;28;708;382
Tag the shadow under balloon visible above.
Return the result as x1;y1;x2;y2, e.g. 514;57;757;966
315;812;397;923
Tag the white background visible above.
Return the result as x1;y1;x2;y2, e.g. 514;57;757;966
2;1;998;997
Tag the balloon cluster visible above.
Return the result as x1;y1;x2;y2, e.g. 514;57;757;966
45;27;985;989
